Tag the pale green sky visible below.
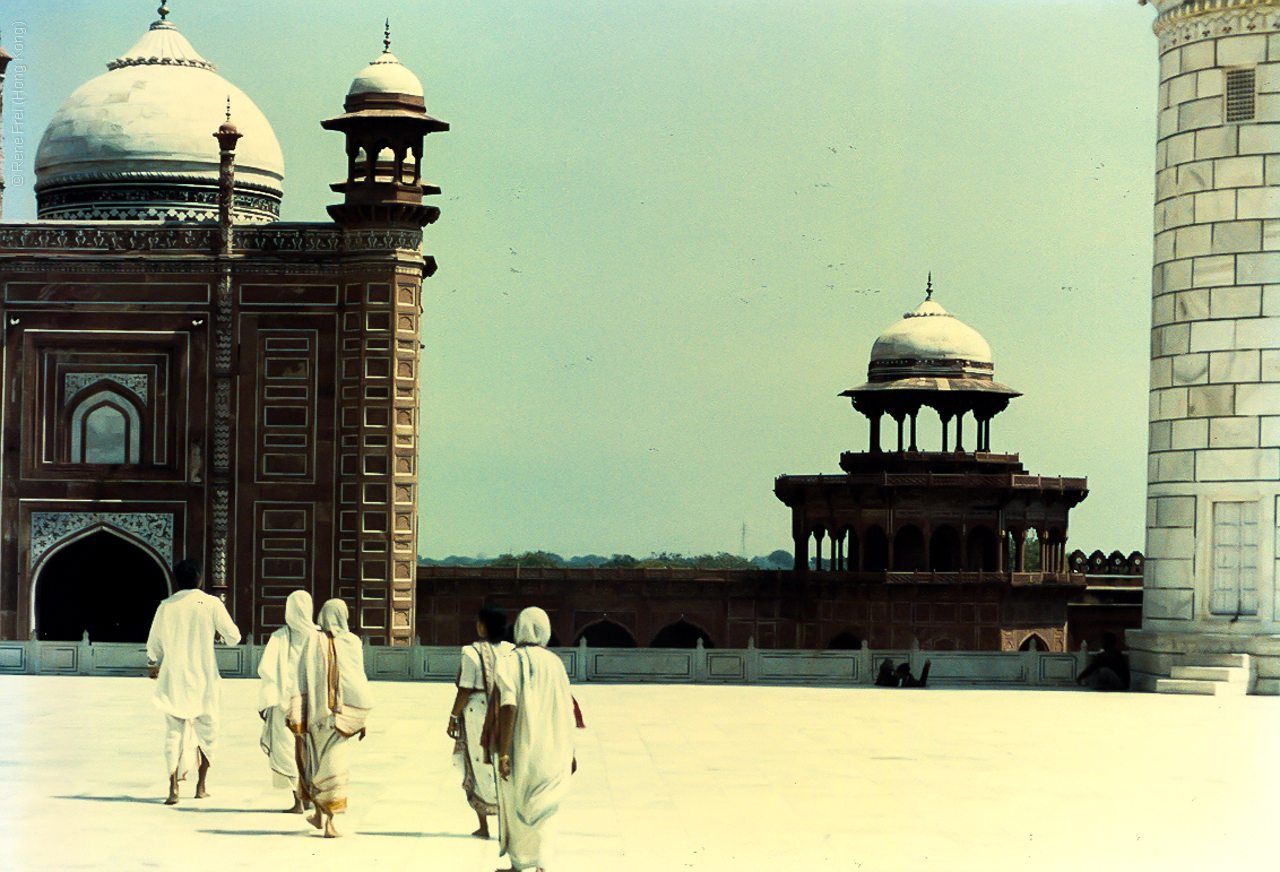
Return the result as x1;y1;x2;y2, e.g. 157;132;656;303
5;0;1157;559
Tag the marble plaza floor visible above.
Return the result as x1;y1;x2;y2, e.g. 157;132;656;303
1;676;1276;872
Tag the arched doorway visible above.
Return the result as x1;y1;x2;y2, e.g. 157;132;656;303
965;526;999;572
863;526;889;572
574;620;637;648
650;620;714;648
827;630;862;650
34;529;170;642
929;525;962;571
893;525;927;571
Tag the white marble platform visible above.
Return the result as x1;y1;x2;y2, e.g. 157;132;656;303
0;676;1275;871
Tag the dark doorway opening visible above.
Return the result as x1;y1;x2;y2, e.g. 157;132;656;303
574;620;637;648
827;630;862;650
35;530;170;642
651;620;714;648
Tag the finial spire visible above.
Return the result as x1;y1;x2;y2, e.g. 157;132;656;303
158;1;169;20
925;272;933;300
384;18;391;52
225;95;232;123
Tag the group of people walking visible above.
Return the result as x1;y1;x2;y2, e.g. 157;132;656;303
256;590;373;837
144;559;576;870
146;562;371;837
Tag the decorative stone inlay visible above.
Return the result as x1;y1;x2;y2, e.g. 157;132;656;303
211;489;229;589
30;512;174;569
212;381;231;469
1154;3;1280;48
64;373;148;406
0;224;424;256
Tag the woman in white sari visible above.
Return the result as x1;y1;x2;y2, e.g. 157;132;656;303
257;589;314;813
289;598;373;838
447;605;513;838
494;607;575;872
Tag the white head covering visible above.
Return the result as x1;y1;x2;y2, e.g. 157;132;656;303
318;598;350;635
284;590;315;638
258;589;315;711
514;607;552;646
292;598;373;734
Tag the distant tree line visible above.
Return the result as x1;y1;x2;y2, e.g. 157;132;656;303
419;549;795;570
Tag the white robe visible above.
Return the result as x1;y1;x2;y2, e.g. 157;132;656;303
258;591;314;790
454;640;513;814
290;600;373;815
495;644;575;869
146;588;241;720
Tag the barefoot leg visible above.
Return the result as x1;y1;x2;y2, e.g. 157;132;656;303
323;812;340;838
472;809;490;838
285;790;304;814
194;748;210;798
165;771;179;806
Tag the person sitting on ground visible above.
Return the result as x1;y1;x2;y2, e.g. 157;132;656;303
894;660;931;688
1077;632;1129;691
874;658;898;687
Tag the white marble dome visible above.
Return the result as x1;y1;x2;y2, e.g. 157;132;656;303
348;51;424;98
870;297;993;365
34;16;284;222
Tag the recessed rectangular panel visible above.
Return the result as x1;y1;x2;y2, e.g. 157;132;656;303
261;510;307;531
263;407;308;428
240;284;338;306
262;557;306;578
263;432;308;447
0;646;26;671
265;358;310;379
7;282;209;303
261;454;308;476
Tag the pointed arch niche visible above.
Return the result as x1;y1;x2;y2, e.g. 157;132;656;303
67;387;144;464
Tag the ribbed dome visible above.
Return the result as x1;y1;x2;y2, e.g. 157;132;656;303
870;297;993;366
348;50;424;98
34;15;284;222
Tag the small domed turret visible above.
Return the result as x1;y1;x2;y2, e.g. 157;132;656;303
321;23;449;228
841;278;1019;454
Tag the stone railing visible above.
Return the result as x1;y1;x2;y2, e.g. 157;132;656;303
0;636;1089;687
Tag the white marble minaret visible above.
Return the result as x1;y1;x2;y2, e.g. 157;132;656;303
1132;0;1280;693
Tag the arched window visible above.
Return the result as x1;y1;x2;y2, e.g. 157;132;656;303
70;391;142;464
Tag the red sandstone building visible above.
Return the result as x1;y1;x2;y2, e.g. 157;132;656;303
416;287;1100;653
0;11;446;645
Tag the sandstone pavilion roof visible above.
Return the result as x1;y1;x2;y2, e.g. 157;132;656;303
34;3;284;223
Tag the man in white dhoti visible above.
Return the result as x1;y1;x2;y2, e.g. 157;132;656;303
447;604;513;838
289;598;372;838
257;589;314;813
494;607;575;872
145;559;241;805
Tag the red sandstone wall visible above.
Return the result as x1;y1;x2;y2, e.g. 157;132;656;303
415;566;1077;652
